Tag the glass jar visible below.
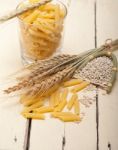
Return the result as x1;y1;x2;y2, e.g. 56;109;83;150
17;0;67;63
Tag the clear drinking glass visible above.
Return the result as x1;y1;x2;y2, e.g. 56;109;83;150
17;0;67;63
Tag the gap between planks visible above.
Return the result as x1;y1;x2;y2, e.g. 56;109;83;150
94;1;99;150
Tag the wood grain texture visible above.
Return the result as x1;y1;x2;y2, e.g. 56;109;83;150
64;1;97;150
0;19;27;149
97;0;118;149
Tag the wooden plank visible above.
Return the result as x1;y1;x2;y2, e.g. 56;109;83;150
97;0;118;149
64;1;97;150
0;21;26;150
0;1;27;149
30;1;97;150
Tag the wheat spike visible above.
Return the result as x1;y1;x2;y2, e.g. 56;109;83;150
28;66;75;96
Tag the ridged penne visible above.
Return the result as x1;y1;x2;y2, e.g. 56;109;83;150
59;115;80;122
21;100;44;113
54;88;68;112
22;96;42;106
22;112;45;120
54;100;67;112
67;94;78;110
33;106;54;113
63;79;83;87
74;98;80;115
71;81;90;93
51;112;76;118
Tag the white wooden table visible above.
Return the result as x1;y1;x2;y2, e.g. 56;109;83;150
0;0;118;150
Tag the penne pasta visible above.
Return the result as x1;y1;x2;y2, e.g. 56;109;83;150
67;94;78;110
61;88;68;101
21;100;44;113
29;0;39;3
54;88;68;111
53;90;61;107
33;106;54;113
58;115;80;122
24;10;40;23
22;112;45;120
74;98;80;115
63;79;83;87
33;20;53;34
51;112;76;118
19;0;65;60
71;81;90;93
22;96;42;106
54;99;67;112
54;4;60;22
49;92;55;107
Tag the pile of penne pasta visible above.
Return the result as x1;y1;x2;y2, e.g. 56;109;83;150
21;79;90;122
19;0;66;60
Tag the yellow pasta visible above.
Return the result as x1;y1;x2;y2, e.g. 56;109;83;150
54;99;67;112
54;88;68;111
36;18;56;32
63;79;83;87
51;112;76;118
33;20;53;34
22;112;45;120
58;115;80;122
33;106;54;113
49;92;55;107
67;94;78;110
29;0;40;3
61;88;68;101
28;27;58;42
21;100;44;113
19;10;33;19
22;96;42;106
71;81;90;93
19;0;65;60
53;90;61;107
54;4;60;21
74;98;80;115
24;10;40;23
40;3;57;11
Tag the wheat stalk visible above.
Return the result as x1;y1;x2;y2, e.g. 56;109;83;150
4;39;118;95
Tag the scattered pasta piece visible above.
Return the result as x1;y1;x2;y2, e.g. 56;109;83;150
71;81;90;93
58;115;80;122
54;100;67;112
54;88;68;112
61;88;68;101
67;94;78;110
74;98;80;115
49;92;55;107
20;78;90;122
22;112;45;120
21;100;44;113
22;96;42;106
63;79;83;87
33;106;54;113
53;90;61;107
51;112;77;118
